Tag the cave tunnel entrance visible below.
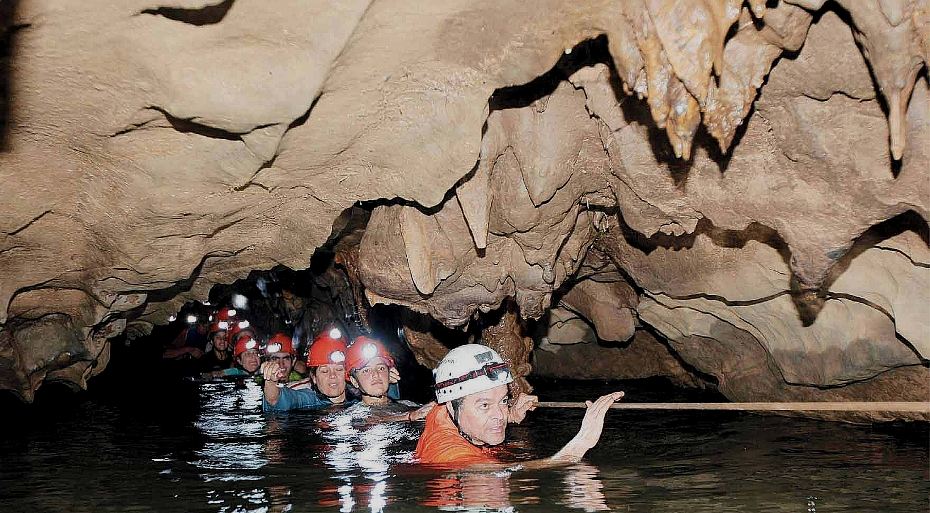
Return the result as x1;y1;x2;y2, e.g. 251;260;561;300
52;200;722;412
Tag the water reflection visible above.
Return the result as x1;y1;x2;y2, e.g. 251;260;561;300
314;404;420;512
563;463;610;512
193;380;268;476
3;379;925;512
423;470;514;511
417;463;612;512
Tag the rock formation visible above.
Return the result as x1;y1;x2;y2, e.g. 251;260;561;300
1;0;927;419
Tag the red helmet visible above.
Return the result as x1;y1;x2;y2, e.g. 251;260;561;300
233;334;260;357
319;324;347;344
226;320;254;343
264;333;295;356
208;321;228;335
306;332;348;367
345;336;394;380
216;307;238;322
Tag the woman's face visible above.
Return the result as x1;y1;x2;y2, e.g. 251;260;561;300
350;357;391;397
213;331;228;351
312;364;347;399
238;350;261;373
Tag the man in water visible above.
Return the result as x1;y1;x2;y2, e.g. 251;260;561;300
261;332;303;383
201;321;232;372
415;344;623;466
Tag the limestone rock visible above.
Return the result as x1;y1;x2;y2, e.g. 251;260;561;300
0;0;927;414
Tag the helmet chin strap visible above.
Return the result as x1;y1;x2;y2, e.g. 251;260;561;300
449;406;483;446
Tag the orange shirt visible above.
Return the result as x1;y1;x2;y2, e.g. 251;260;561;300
415;404;497;465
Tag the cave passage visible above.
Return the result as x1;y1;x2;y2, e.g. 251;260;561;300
2;1;930;511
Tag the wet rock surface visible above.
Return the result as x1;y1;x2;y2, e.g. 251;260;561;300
1;0;928;417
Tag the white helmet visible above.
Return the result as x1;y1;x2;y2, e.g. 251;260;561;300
433;344;513;403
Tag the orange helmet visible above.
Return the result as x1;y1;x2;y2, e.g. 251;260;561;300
233;335;260;357
345;336;394;380
306;332;348;367
264;333;295;356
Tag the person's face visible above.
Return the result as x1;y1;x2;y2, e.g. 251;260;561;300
212;332;228;351
238;350;261;373
196;322;209;335
312;363;347;399
450;384;509;446
349;357;390;397
267;352;294;376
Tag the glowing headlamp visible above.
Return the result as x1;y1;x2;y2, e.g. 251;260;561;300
328;328;342;340
245;339;257;350
168;314;177;322
266;343;282;354
227;309;237;317
330;350;345;363
218;321;229;330
186;314;198;324
362;343;378;360
238;320;250;329
232;294;248;309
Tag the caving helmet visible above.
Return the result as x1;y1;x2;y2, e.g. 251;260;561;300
320;324;347;344
432;344;513;403
233;335;260;357
264;333;295;356
208;321;228;335
216;307;237;322
344;336;395;380
306;334;348;367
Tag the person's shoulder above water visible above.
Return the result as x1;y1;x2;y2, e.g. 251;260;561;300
264;385;328;412
415;403;497;466
415;343;622;469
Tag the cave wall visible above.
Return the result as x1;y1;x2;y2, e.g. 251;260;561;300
1;0;928;409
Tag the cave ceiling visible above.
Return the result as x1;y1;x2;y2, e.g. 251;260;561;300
0;0;928;408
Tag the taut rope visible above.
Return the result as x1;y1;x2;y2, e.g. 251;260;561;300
534;401;930;413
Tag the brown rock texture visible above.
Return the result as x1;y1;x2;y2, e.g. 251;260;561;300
534;329;704;389
1;0;927;417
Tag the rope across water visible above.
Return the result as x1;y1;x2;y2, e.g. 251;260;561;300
534;401;930;413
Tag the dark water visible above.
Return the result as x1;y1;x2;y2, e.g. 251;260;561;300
1;378;927;513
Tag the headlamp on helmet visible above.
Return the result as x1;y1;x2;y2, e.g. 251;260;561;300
432;344;513;403
344;337;395;380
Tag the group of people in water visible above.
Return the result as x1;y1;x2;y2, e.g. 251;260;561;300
165;304;623;468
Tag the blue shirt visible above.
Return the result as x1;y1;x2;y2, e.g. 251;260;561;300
263;383;401;412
